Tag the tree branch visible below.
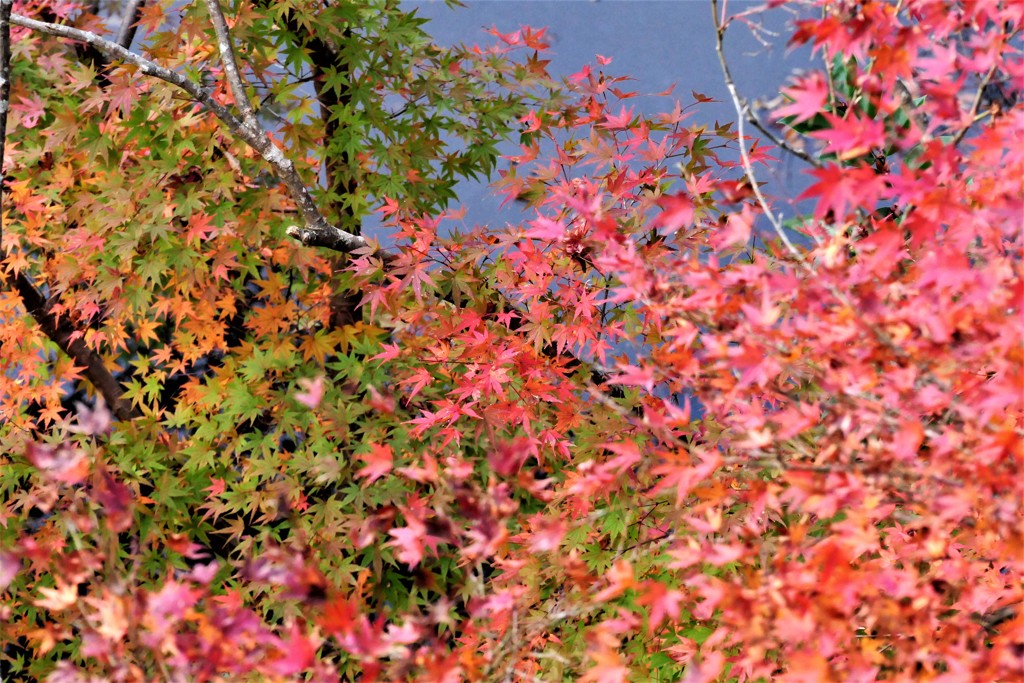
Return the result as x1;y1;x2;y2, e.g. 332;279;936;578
11;272;138;421
951;64;998;148
711;0;804;263
114;0;145;50
203;0;258;130
746;104;821;168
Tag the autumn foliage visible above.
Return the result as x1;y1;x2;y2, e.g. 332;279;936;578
0;0;1021;681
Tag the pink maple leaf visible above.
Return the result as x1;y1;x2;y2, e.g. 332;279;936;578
809;113;886;160
775;71;829;123
294;375;325;409
0;551;20;591
357;443;394;483
654;193;695;233
601;105;634;130
25;442;90;485
266;623;316;676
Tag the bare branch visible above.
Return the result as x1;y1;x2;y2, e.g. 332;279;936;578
286;224;374;255
203;0;258;130
10;12;368;255
114;0;145;50
746;105;821;168
951;64;998;148
711;1;805;263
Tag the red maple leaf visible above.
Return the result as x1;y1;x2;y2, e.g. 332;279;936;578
799;163;885;220
654;193;696;233
775;71;829;123
357;443;394;483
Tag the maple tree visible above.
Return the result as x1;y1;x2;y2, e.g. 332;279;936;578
0;0;1021;681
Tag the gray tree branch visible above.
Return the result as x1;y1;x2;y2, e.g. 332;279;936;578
203;0;258;130
11;272;138;421
114;0;145;50
711;0;804;262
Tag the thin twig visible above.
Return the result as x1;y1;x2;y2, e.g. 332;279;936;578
893;78;930;141
747;106;821;168
10;12;367;254
710;0;805;264
203;0;258;130
951;64;998;147
710;2;917;359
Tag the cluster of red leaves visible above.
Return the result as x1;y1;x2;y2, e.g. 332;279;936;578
344;1;1022;679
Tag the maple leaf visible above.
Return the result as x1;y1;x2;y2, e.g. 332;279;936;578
204;477;226;498
144;580;198;637
365;385;396;414
581;649;630;683
357;443;394;483
183;211;218;244
654;193;695;233
600;105;635;130
636;582;684;632
387;501;445;568
594;560;635;602
68;399;112;436
681;652;725;683
609;364;655;392
187;561;219;584
398;367;434;401
266;623;316;676
35;580;79;611
799;163;884;220
293;374;325;409
388;519;428;567
103;68;142;118
92;467;135;533
711;204;753;248
83;592;129;642
0;552;21;591
775;71;829;123
525;215;566;240
11;93;47;129
809;112;886;160
488;437;532;477
25;442;90;485
370;342;401;363
527;516;567;552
